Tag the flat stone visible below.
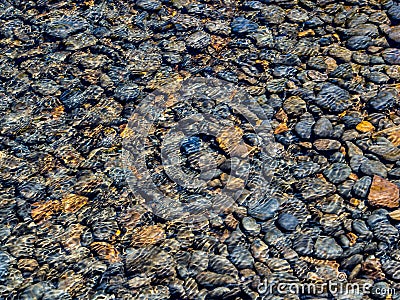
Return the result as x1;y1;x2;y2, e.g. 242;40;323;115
276;213;299;232
323;163;352;184
313;118;333;138
314;237;343;259
382;48;400;65
368;175;400;208
360;160;388;178
314;139;341;151
248;198;280;221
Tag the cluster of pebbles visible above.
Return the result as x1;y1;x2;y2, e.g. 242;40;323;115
0;0;400;299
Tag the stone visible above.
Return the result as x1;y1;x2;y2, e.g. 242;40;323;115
276;213;299;232
323;163;352;184
314;237;343;259
382;48;400;65
231;17;259;34
314;139;341;151
313;118;333;138
248;198;280;221
360;160;388;178
368;175;400;208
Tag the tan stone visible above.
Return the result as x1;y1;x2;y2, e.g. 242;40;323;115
389;209;400;220
274;122;289;134
61;194;88;213
131;225;165;247
368;175;400;208
314;139;341;151
356;121;375;133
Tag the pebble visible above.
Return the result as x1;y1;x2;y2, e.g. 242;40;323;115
315;83;351;113
241;217;261;235
196;271;236;289
208;255;238;277
314;236;343;259
313;139;341;151
276;213;299;232
231;17;259;34
353;176;372;198
328;47;352;63
283;96;306;116
346;36;371;50
136;0;162;11
44;17;88;39
382;48;400;65
186;31;211;49
368;89;397;111
295;178;336;200
291;161;320;179
248;198;280;220
292;233;314;256
360;159;388;178
229;245;254;269
371;281;392;299
294;113;314;139
323;163;352;184
388;5;400;21
313;117;333;138
368;175;400;208
389;168;400;178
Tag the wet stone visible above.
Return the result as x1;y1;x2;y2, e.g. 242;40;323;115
291;161;320;179
329;47;352;63
229;245;254;269
368;89;397;111
337;180;355;198
44;17;88;39
242;217;261;235
360;159;388;178
388;5;400;21
248;198;280;221
186;32;211;50
313;117;333;138
276;213;298;232
314;139;341;151
314;236;343;259
196;271;236;289
283;96;306;116
353;176;372;198
350;155;369;172
295;118;315;139
323;163;351;184
386;26;400;43
136;0;162;11
295;178;336;201
368;175;400;208
287;8;309;23
315;83;351;113
346;36;372;50
382;48;400;65
260;5;286;24
389;168;400;178
231;17;259;34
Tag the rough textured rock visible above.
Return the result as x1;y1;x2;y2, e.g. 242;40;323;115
368;176;400;208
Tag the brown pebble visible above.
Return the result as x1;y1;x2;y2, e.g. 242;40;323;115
314;139;341;151
368;175;400;208
131;225;165;247
61;194;88;213
356;121;375;133
274;122;289;134
18;258;38;272
389;209;400;220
